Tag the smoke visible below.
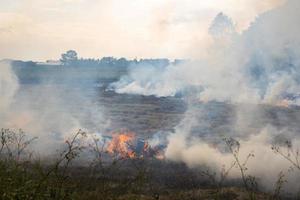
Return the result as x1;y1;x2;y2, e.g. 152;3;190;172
165;119;300;192
0;62;108;155
110;0;300;193
110;63;203;97
112;0;300;106
0;61;19;112
163;102;296;192
1;0;300;194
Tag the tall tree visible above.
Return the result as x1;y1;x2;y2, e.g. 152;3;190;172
60;50;78;66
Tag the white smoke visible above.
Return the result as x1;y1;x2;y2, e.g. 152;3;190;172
111;63;203;97
0;61;19;113
112;0;300;106
0;62;108;155
165;122;300;192
110;0;300;193
1;0;300;194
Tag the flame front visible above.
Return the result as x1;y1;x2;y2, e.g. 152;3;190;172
106;131;136;158
276;99;290;108
105;130;165;160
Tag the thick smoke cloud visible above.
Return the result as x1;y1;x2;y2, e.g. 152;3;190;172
0;61;107;155
110;64;202;97
165;106;300;192
168;0;300;192
0;0;299;194
111;0;300;192
112;0;300;106
0;61;19;112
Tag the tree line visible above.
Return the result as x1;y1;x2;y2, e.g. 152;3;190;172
9;50;185;69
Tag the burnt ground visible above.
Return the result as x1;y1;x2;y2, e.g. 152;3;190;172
99;90;187;135
3;67;300;199
13;65;300;140
96;89;300;142
15;82;300;141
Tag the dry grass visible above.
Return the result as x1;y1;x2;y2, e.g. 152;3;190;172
0;128;299;200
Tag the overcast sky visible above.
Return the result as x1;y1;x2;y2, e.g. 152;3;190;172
0;0;285;61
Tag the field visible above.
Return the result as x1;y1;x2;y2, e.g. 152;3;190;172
0;64;300;199
2;0;300;199
0;129;277;200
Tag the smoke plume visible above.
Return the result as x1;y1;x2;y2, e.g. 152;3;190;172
110;0;300;192
0;61;107;155
0;61;19;112
112;0;300;106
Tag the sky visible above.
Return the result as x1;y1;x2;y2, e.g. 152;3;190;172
0;0;285;61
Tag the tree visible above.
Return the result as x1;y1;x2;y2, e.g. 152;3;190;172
60;50;78;66
209;12;235;38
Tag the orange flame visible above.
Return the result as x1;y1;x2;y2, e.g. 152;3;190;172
105;130;166;160
106;131;136;158
155;152;165;160
276;99;290;108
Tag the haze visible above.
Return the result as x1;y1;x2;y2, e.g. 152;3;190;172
0;0;284;61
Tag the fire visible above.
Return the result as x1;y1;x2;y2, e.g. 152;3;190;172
106;131;136;158
105;130;166;160
276;99;290;108
154;152;165;160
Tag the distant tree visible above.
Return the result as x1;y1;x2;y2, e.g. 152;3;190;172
60;50;78;66
100;57;117;66
117;58;129;67
209;12;235;38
